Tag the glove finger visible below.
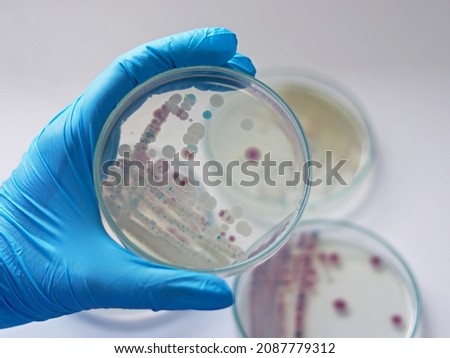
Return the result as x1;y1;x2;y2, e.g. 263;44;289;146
226;52;257;76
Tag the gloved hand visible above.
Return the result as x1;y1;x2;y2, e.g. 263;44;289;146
0;27;256;329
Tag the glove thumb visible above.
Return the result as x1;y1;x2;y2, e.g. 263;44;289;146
75;236;233;312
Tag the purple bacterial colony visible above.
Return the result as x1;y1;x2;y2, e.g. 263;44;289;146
245;147;262;161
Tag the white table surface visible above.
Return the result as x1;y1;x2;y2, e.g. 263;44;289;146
1;0;449;337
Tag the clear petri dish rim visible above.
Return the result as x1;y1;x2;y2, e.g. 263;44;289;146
233;218;422;337
259;67;377;212
93;65;311;276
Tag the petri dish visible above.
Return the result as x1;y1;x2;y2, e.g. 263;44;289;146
94;66;310;276
259;69;375;215
233;220;421;337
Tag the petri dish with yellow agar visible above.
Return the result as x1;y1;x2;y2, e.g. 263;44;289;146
233;220;421;338
259;69;375;215
94;66;310;276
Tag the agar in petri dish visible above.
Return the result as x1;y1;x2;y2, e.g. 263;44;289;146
94;66;310;276
233;220;421;338
259;69;375;215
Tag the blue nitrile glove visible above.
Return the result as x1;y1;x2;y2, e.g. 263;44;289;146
0;27;256;329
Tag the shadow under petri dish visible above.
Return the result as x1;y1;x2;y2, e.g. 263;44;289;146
233;220;421;338
76;309;182;331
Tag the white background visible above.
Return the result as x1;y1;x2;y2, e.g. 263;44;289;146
1;0;449;337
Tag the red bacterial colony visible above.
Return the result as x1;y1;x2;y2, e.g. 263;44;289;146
329;252;339;264
370;255;382;268
391;314;403;327
333;299;348;313
245;147;261;161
